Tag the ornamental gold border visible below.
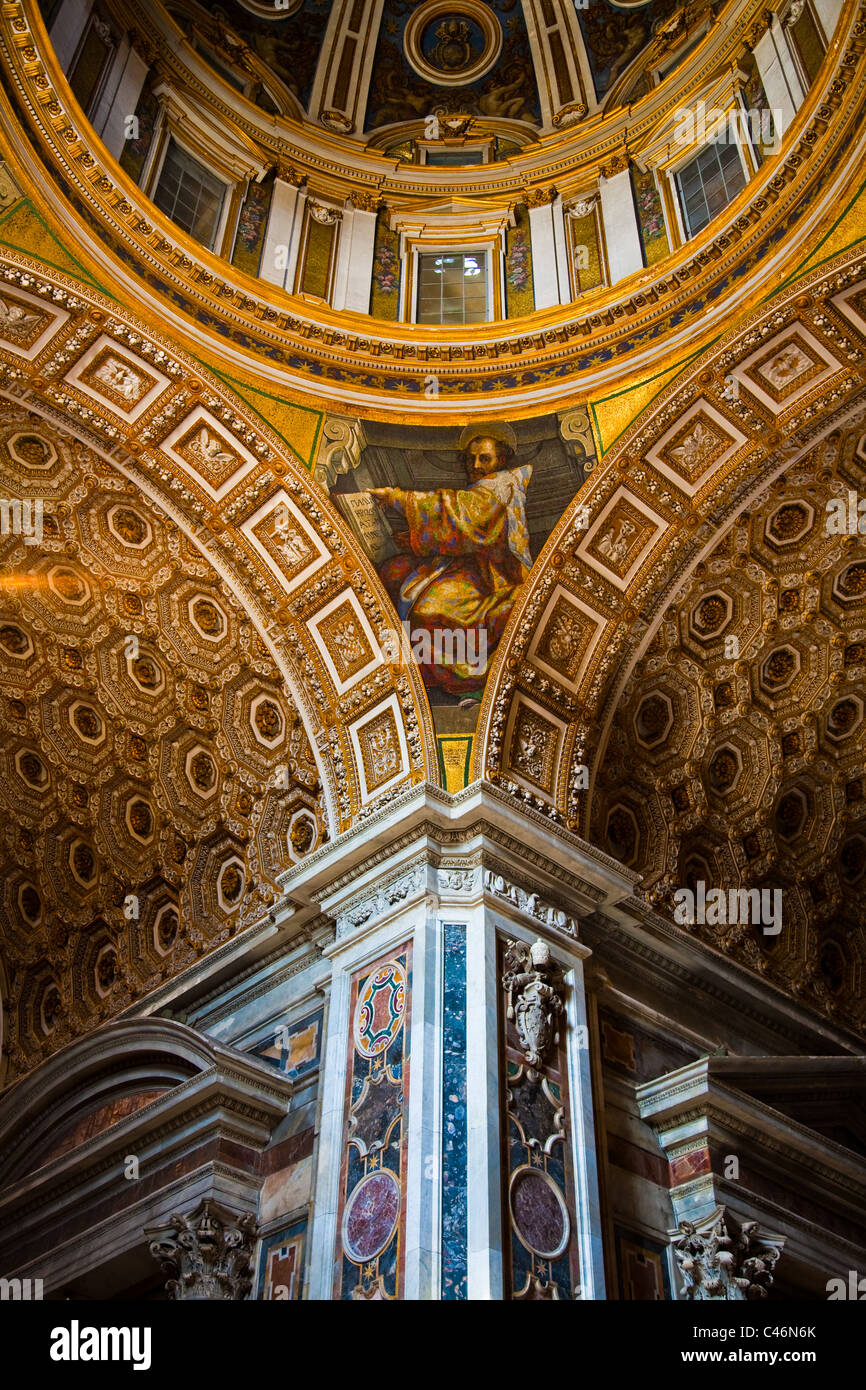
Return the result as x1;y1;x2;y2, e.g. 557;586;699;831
0;0;863;416
403;0;503;88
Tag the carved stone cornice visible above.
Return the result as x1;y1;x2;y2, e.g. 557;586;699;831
348;189;381;211
582;899;866;1056
599;153;629;179
332;861;427;939
523;184;558;208
281;782;631;901
483;866;580;938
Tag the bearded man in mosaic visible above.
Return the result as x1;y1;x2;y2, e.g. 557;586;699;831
369;424;532;695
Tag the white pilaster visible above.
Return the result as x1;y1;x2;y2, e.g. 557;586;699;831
466;899;503;1299
813;0;843;41
260;179;307;291
753;17;806;136
599;167;644;284
341;208;377;315
566;956;607;1299
305;945;353;1301
529;199;571;309
99;44;149;160
331;206;354;312
49;0;93;71
552;195;572;304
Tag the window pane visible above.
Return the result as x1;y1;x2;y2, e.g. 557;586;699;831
69;21;113;116
153;140;226;250
677;140;745;237
416;252;489;324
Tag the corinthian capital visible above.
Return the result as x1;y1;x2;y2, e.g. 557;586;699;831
147;1200;257;1300
672;1208;782;1300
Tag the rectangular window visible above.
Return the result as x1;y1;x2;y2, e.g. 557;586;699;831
68;10;115;118
424;148;485;166
788;2;826;87
153;140;227;250
416;252;488;325
675;139;746;238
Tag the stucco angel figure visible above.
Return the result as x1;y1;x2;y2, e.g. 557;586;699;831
368;423;532;697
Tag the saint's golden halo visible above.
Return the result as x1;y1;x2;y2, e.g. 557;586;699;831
457;423;518;454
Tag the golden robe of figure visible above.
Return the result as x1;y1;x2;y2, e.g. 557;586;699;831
370;428;532;695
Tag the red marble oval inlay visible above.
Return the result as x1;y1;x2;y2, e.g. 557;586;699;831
510;1168;568;1259
343;1170;401;1263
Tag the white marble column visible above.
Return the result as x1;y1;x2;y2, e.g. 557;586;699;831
260;176;307;290
529;195;571;308
98;44;150;160
331;204;377;314
813;0;843;41
49;0;93;71
753;15;807;135
599;165;644;284
298;784;631;1299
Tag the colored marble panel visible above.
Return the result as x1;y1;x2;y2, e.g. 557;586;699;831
354;960;406;1057
250;1008;323;1080
343;1170;401;1262
441;922;468;1299
615;1227;672;1301
499;939;581;1300
335;945;412;1300
257;1217;307;1300
510;1167;570;1259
